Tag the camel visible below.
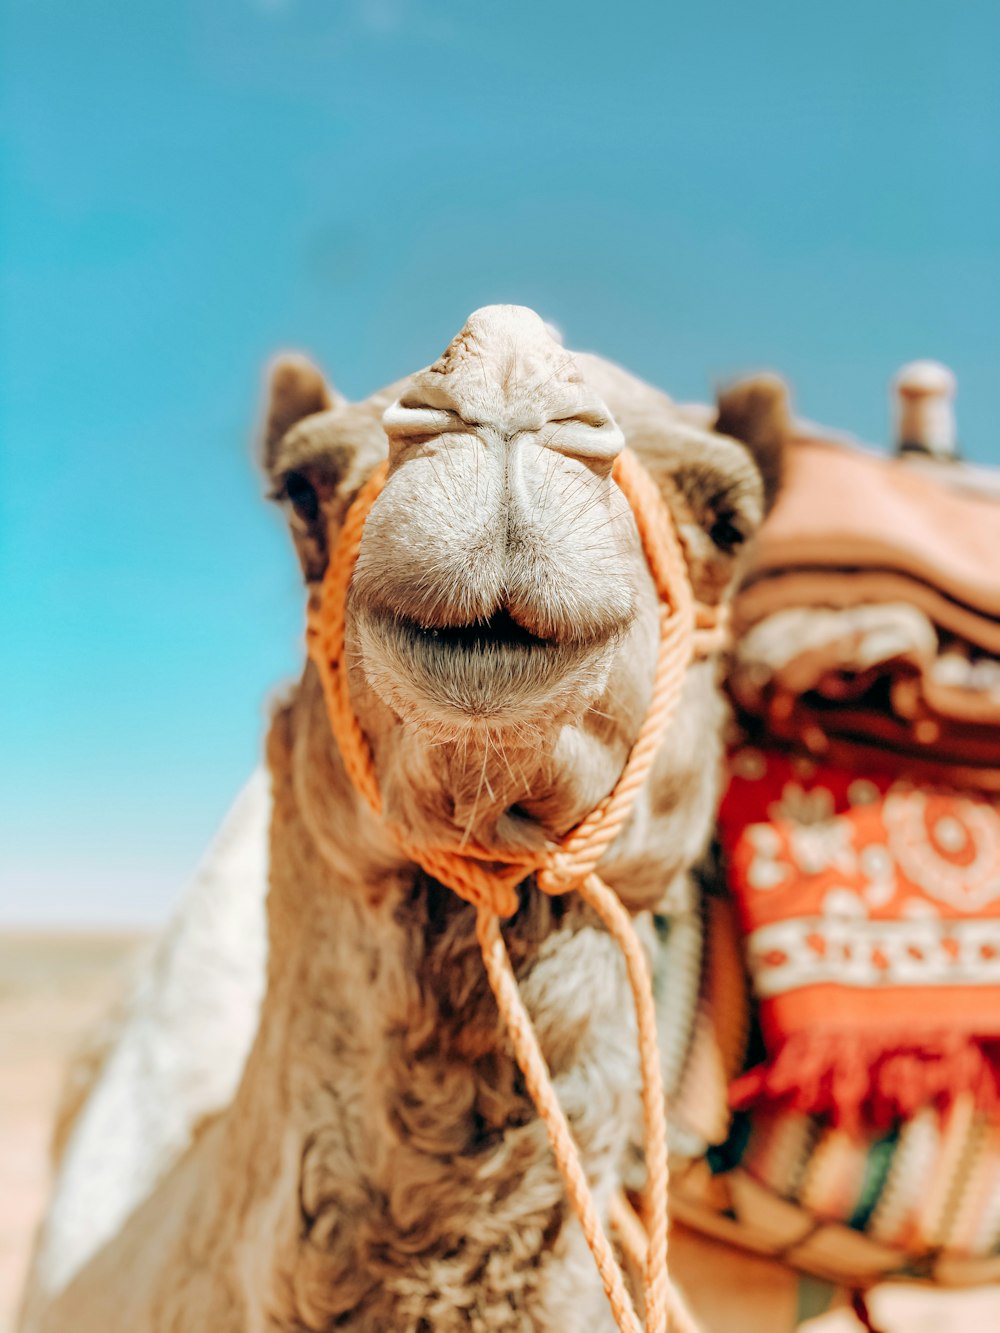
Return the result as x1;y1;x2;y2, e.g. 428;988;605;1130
20;305;787;1332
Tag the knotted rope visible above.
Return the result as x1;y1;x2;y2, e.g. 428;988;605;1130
306;447;721;1333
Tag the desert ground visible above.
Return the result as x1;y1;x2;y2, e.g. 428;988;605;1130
0;932;143;1332
2;932;998;1333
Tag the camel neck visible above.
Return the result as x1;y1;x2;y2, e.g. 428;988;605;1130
232;713;636;1330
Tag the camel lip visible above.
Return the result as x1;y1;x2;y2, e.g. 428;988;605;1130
358;599;630;657
404;607;553;654
354;603;616;728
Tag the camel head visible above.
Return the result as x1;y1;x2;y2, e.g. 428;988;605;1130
263;306;788;902
355;306;636;730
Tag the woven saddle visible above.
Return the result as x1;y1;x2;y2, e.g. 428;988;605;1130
663;362;1000;1291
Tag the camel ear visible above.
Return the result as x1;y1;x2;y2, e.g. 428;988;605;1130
641;384;789;606
261;353;349;582
653;376;791;602
262;353;340;473
713;373;791;515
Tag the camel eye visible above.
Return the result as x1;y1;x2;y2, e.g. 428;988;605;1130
284;471;319;523
709;513;745;553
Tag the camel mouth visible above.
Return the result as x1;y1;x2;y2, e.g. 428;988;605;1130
404;607;552;654
353;604;619;729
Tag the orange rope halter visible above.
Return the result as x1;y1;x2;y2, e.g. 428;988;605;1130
306;447;721;1333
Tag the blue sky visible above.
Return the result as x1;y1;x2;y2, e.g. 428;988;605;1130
2;0;998;922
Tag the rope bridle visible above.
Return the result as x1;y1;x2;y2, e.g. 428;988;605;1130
306;446;723;1332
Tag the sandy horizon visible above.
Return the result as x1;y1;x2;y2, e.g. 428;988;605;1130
0;931;146;1332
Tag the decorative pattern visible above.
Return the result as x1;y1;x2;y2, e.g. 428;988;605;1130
717;749;1000;1126
667;891;1000;1288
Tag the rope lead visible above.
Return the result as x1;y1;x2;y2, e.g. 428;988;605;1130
307;448;725;1332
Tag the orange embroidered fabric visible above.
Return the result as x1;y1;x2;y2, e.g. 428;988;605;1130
718;748;1000;1129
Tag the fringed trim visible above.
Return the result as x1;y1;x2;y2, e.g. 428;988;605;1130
729;1030;1000;1130
850;1290;885;1333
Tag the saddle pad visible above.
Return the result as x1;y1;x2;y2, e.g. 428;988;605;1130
717;747;1000;1129
667;891;1000;1286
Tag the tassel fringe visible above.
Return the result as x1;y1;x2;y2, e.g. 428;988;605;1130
730;1030;1000;1129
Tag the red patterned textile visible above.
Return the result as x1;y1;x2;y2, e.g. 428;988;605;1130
719;748;1000;1128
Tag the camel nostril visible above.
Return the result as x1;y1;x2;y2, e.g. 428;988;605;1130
539;415;625;467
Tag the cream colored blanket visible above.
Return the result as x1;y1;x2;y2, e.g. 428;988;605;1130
732;437;1000;789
